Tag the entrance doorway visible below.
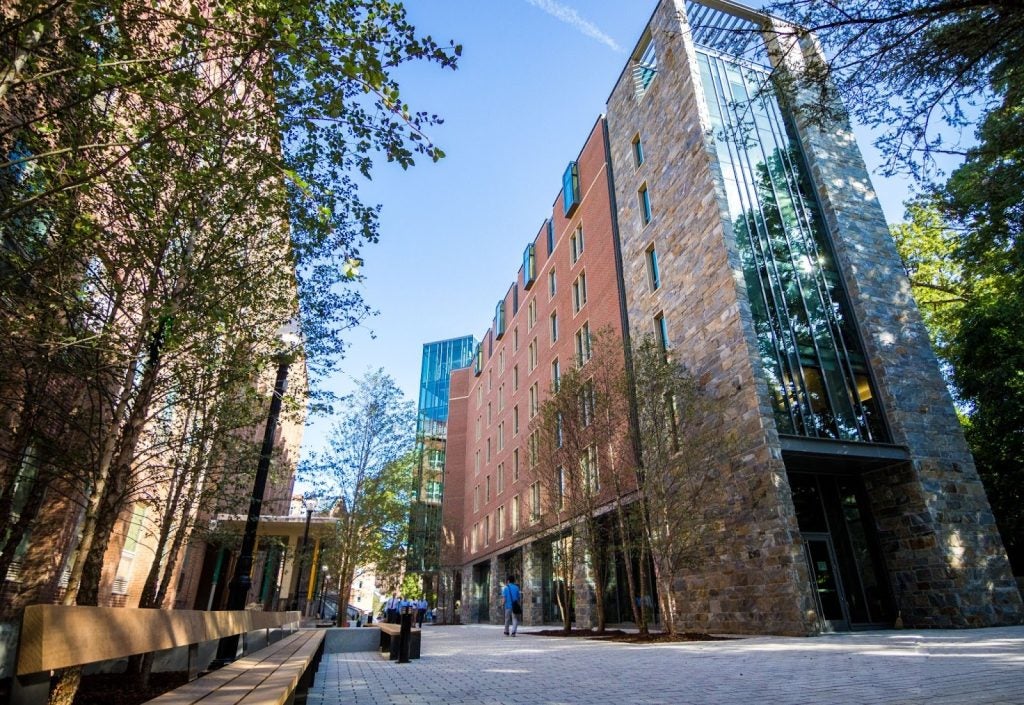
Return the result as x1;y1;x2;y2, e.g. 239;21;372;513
472;562;490;623
789;472;895;630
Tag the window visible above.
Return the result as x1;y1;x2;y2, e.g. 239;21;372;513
555;412;563;448
486;437;492;463
530;482;542;523
529;383;539;418
528;338;538;372
475;417;481;440
548;269;557;299
528;299;537;329
497;463;505;494
632;133;645;167
513;284;520;315
528;430;539;467
487;402;492;425
563;161;580;217
639;183;652;225
632;34;657;98
495;300;506;339
498;384;504;410
655;311;669;352
486;475;491;502
570;226;584;263
477;386;483;407
583;445;600;492
580;381;595;427
426;480;442;503
475;450;480;475
487;369;492;392
484;514;491;546
556;466;566;510
472;523;479;552
499;349;506;374
513;326;519;351
498;422;505;451
523;243;536;289
551;358;560;391
513;365;519;391
474;485;480;512
546;218;555;256
572;271;588;313
513;405;520;435
474;341;483;376
550;311;558;343
575;322;592;365
497;506;505;540
646;244;660;290
512;495;521;532
513;448;520;482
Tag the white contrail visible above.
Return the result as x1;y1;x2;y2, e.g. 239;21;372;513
526;0;623;52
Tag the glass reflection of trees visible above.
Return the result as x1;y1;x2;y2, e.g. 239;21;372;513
696;50;886;442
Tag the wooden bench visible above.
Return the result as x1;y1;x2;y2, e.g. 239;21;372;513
11;605;307;705
376;623;421;660
144;629;325;705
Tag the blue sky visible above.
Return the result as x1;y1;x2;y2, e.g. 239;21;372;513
300;0;919;459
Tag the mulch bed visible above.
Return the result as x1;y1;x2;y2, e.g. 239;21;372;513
73;672;189;705
529;628;731;643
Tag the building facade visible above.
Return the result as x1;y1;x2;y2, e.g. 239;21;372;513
439;0;1022;635
407;336;475;599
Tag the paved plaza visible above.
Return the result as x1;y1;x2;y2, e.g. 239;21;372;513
307;624;1024;705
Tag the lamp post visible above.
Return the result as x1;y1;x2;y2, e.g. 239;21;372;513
290;503;314;612
215;347;293;663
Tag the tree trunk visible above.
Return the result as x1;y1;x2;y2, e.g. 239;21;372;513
612;497;647;634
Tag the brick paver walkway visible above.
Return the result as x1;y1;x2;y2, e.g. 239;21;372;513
307;624;1024;705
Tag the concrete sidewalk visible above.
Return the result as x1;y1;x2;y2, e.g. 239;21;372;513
306;624;1024;705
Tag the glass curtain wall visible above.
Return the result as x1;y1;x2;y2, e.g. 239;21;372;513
407;336;475;574
692;36;887;443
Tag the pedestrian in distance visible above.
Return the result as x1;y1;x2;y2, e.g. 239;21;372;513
501;575;522;637
386;592;400;624
416;597;427;628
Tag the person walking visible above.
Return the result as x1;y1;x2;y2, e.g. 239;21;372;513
501;575;521;637
386;592;400;624
416;597;427;628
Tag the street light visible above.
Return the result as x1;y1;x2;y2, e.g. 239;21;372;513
216;327;300;663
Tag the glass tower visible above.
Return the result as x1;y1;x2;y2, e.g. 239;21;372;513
407;336;475;576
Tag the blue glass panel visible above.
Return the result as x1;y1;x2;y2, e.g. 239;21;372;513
523;243;536;289
562;161;580;217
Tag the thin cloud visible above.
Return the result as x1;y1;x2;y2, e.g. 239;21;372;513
526;0;623;52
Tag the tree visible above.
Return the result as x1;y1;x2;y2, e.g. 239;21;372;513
763;0;1023;178
304;369;415;617
631;336;738;636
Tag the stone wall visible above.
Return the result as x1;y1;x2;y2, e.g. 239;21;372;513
604;0;817;636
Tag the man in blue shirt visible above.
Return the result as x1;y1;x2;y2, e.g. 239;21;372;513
501;575;521;637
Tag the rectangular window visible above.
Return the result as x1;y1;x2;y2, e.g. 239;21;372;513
474;485;480;513
581;381;595;427
477;386;483;407
475;450;480;475
499;349;506;374
528;299;537;330
529;339;538;372
550;311;558;343
475;417;481;440
513;365;519;391
575;322;592;366
570;226;584;263
513;405;520;435
639;183;652;225
474;341;483;376
556;412;563;448
472;523;479;553
487;402;492;425
551;358;560;391
512;495;520;532
530;482;541;523
556;466;566;509
495;300;506;339
497;463;505;494
632;34;657;98
513;284;519;315
548;269;557;299
646;244;660;290
546;218;555;257
513;448;520;482
497;506;505;541
572;271;588;313
655;311;669;352
487;369;492;392
486;437;492;463
562;161;580;217
632;133;645;167
523;243;536;289
486;475;491;502
513;326;519;351
484;514;490;546
529;430;539;467
529;383;539;418
583;445;600;492
498;384;504;410
498;422;504;451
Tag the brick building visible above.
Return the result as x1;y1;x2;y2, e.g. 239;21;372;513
438;0;1022;634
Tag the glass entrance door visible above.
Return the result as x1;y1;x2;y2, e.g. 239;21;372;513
803;532;849;631
473;562;490;623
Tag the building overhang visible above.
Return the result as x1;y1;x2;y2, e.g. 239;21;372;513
779;435;911;474
212;514;338;540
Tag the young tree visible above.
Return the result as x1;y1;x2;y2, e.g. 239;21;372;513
304;369;415;618
631;336;738;636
